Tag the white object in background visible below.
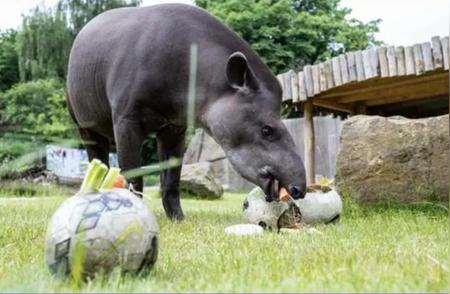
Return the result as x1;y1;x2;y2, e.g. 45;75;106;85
224;224;264;236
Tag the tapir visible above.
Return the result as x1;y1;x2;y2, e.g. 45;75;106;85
67;4;306;220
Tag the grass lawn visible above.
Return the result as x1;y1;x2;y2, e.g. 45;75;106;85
0;184;448;292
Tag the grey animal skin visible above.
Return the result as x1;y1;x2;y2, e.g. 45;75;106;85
67;4;306;220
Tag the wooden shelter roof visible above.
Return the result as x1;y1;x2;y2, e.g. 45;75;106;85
277;36;449;118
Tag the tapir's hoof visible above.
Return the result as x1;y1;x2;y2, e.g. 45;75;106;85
168;212;184;222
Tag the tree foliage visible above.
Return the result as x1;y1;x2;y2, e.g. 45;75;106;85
57;0;142;35
196;0;381;73
15;0;142;82
0;79;75;141
16;7;72;81
0;30;20;92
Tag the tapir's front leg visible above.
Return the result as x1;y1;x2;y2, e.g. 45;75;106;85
114;118;145;193
157;126;185;221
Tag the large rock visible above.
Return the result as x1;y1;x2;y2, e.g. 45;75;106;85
336;115;449;202
184;129;255;192
180;162;224;199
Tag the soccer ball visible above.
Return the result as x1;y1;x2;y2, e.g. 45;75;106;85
45;188;159;278
243;187;343;230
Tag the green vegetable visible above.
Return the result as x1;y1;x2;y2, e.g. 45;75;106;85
100;167;121;190
79;159;108;193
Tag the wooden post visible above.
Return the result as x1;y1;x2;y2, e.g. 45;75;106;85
303;100;315;185
311;65;320;95
290;70;299;103
421;42;434;72
324;60;335;88
332;57;342;86
298;71;307;101
355;50;365;81
395;46;406;76
387;46;398;76
346;52;357;82
413;43;425;75
431;36;443;69
441;36;449;70
377;47;389;77
339;54;349;84
304;65;314;97
318;62;327;92
404;46;415;75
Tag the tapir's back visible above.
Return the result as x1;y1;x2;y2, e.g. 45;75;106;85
67;4;278;137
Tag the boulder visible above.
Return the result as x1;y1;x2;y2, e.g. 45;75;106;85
336;115;449;202
180;162;224;199
184;129;255;192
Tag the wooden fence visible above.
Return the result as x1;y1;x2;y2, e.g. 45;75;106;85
276;36;449;102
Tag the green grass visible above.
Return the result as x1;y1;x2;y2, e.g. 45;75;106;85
0;185;448;292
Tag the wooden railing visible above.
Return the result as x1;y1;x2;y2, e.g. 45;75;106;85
277;36;449;103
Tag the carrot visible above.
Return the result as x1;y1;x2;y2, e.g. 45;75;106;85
279;187;290;202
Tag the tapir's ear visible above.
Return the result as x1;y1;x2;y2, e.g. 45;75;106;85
226;52;259;91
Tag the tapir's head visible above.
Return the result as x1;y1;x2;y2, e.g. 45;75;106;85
204;52;306;200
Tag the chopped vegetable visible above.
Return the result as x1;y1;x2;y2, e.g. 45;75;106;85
100;167;122;189
79;160;108;193
279;187;290;202
112;175;126;189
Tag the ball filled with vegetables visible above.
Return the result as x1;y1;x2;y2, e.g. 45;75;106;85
45;160;158;279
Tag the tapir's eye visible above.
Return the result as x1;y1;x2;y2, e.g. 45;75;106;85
261;125;274;139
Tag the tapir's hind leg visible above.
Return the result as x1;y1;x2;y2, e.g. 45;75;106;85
78;128;110;167
157;126;185;221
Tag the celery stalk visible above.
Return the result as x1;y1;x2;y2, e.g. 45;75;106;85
100;167;121;190
90;163;108;190
79;159;101;192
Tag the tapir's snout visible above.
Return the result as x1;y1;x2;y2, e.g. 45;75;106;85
289;185;306;199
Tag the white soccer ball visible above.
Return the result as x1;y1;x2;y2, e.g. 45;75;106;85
45;188;159;278
243;187;343;229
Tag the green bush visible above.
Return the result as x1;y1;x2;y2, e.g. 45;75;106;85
0;78;75;141
0;79;77;175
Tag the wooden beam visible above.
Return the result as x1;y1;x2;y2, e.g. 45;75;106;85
387;46;398;77
303;100;315;185
331;57;342;86
431;36;443;69
312;65;320;95
362;49;375;78
413;43;425;75
304;65;314;97
339;54;349;84
324;60;335;88
355;50;365;81
313;98;354;114
404;46;415;75
377;47;389;77
350;76;449;106
290;70;299;103
441;36;449;70
346;52;357;82
283;72;292;101
395;46;406;76
318;62;327;92
298;71;307;101
317;71;448;100
421;42;434;72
